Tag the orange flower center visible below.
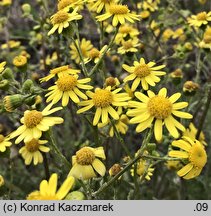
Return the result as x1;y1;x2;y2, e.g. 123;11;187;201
147;96;172;119
24;110;43;128
196;12;207;21
93;89;113;108
134;64;151;78
52;10;69;24
109;5;129;15
76;147;95;165
189;142;207;168
25;139;40;152
57;75;77;91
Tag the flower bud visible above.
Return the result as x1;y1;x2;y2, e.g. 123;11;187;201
0;80;9;90
170;68;183;85
65;191;85;200
13;55;27;68
2;68;14;80
146;143;157;152
109;163;122;176
22;3;31;14
105;77;120;89
183;81;199;96
22;79;33;93
3;94;24;112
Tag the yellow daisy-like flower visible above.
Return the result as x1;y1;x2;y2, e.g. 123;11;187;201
45;74;93;106
169;136;207;179
199;26;211;49
90;0;118;13
1;40;20;50
0;0;11;6
40;65;80;83
19;139;50;165
70;38;93;64
13;55;27;67
0;135;12;152
57;0;84;10
77;86;131;126
127;88;193;141
188;11;211;27
87;45;108;64
68;146;106;180
162;28;174;42
183;123;207;146
123;58;166;91
9;104;64;144
96;4;140;27
117;37;140;54
115;24;139;45
0;61;6;73
27;173;75;200
48;7;82;35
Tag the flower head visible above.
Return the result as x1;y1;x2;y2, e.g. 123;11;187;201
27;173;75;200
68;146;106;180
57;0;84;11
123;58;166;91
127;88;193;141
0;61;6;73
13;55;27;67
70;38;93;64
117;38;140;54
77;86;130;126
48;7;82;35
0;135;12;152
188;11;211;27
90;0;118;13
40;65;80;83
169;137;207;179
45;74;93;106
96;4;140;27
199;26;211;49
19;139;50;165
9;104;64;144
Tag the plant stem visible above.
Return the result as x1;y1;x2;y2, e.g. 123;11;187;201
142;155;183;161
89;27;119;76
47;130;70;168
196;87;211;139
92;127;152;197
43;153;50;179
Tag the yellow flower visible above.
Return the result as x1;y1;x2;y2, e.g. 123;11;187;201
140;10;150;19
104;76;120;89
199;26;211;49
13;55;27;67
117;38;140;54
48;7;82;35
115;24;139;45
0;135;12;152
68;146;106;180
57;0;84;10
9;104;64;144
45;74;93;106
77;86;130;126
162;28;174;42
198;0;207;4
169;137;207;179
70;38;93;64
90;0;118;13
183;81;199;94
183;123;207;146
139;0;160;12
19;139;50;165
0;175;4;187
172;28;185;41
188;11;211;27
1;40;20;49
87;45;108;63
109;163;122;176
0;61;6;73
127;88;193;141
40;65;80;83
123;58;166;91
96;4;140;27
0;0;11;6
27;173;75;200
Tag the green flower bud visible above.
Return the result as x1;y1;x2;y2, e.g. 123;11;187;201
22;3;31;14
3;94;24;112
2;68;14;80
65;191;85;200
22;79;33;93
146;143;157;152
0;80;9;90
24;95;36;106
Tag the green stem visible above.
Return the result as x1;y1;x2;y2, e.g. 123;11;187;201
47;130;70;168
89;27;119;76
92;127;152;197
196;87;211;139
142;155;183;161
43;153;50;179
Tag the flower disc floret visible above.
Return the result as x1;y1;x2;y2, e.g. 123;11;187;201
25;139;40;152
76;147;95;165
109;5;129;14
134;64;151;78
52;10;70;24
24;111;43;128
147;96;172;119
92;89;113;108
196;12;207;21
57;75;77;91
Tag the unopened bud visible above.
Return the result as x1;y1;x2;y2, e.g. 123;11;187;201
3;94;24;112
65;191;85;200
109;163;122;176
